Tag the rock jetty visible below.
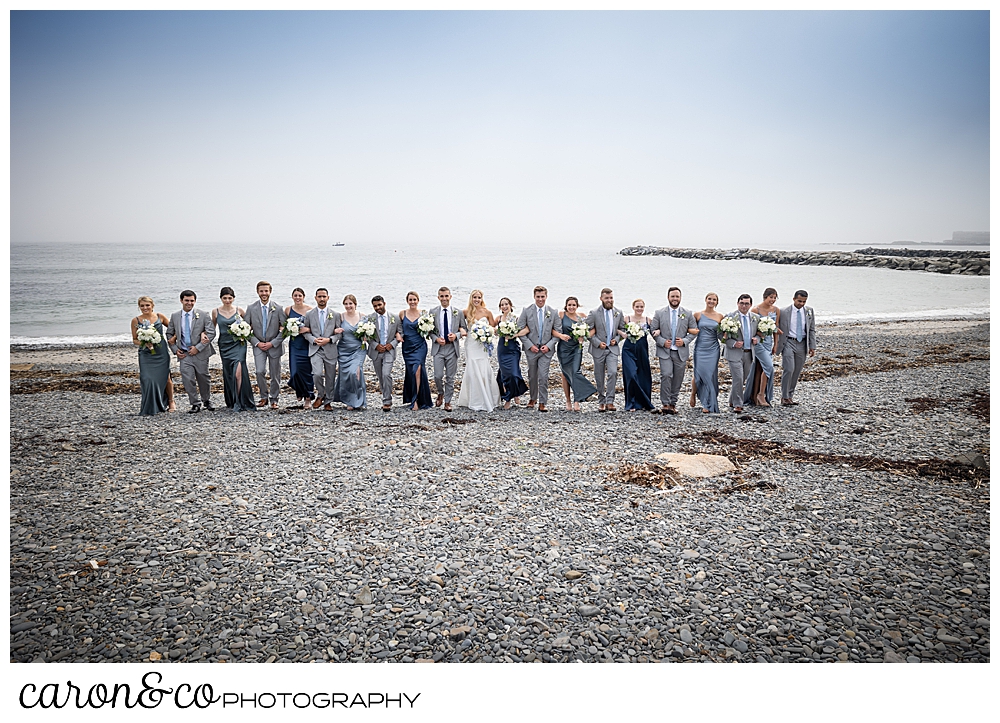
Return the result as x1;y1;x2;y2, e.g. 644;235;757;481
619;246;989;276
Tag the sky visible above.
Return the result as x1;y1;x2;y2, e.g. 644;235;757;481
10;10;990;249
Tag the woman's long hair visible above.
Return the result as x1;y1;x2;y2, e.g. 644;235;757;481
464;290;485;324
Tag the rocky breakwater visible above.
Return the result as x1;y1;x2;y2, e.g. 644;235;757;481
619;246;989;276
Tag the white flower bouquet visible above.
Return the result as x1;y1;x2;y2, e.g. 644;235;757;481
136;322;162;354
756;317;777;336
281;317;303;339
228;318;254;345
718;316;741;341
571;320;590;347
417;312;437;339
355;319;378;350
470;318;497;356
497;319;519;346
624;321;644;342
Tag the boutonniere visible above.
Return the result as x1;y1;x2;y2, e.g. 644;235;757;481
268;304;276;312
545;310;551;319
389;315;396;323
194;313;200;320
326;311;335;320
679;313;686;320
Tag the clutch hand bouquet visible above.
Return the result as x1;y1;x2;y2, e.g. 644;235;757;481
624;321;644;342
281;317;303;339
136;322;162;354
470;318;497;356
497;319;519;346
571;321;590;347
355;319;378;350
228;318;254;345
718;316;741;341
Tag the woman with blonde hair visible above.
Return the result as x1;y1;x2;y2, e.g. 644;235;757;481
457;289;500;411
691;292;724;413
131;296;176;415
333;294;366;410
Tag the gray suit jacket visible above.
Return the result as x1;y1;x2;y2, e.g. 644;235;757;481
649;305;697;361
166;308;216;358
775;304;816;355
723;311;762;362
586;306;625;355
517;304;558;351
428;305;467;358
302;307;342;360
365;311;402;361
245;299;287;352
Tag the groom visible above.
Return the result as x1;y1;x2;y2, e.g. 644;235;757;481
650;287;698;414
429;287;467;412
516;286;558;412
245;281;288;409
587;288;625;411
166;290;216;413
723;294;761;413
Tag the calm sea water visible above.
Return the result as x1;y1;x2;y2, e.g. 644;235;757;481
10;240;990;345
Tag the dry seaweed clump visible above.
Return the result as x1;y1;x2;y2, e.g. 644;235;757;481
611;462;681;490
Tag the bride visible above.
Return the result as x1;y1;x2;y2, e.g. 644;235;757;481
457;289;501;412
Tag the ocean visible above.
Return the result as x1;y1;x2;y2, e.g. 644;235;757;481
10;240;990;346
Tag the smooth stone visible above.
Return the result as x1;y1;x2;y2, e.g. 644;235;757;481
654;453;736;478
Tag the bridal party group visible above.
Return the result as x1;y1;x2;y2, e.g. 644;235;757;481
130;281;817;417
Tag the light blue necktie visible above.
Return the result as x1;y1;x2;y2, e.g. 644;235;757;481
182;311;191;350
537;307;544;345
795;309;803;342
318;310;325;336
606;309;613;345
742;315;750;347
379;314;386;344
670;308;678;347
261;304;268;334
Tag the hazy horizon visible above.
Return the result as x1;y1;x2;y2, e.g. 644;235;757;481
11;11;989;248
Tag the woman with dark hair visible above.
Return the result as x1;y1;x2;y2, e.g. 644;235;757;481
400;291;433;410
213;287;255;411
285;287;314;408
553;296;597;411
745;288;781;408
131;296;176;416
495;296;528;410
691;292;723;413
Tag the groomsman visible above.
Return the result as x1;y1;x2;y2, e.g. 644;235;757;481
723;294;761;413
367;295;401;412
516;286;558;412
429;287;467;412
649;287;697;414
245;281;288;409
302;288;341;411
586;288;625;411
775;290;816;406
166;290;216;413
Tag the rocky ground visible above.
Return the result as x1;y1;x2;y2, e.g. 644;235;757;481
9;320;990;663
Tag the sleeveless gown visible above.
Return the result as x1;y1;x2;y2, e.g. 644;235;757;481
744;310;776;407
336;319;367;409
137;318;171;416
557;314;598;403
217;312;256;411
693;315;721;413
496;313;528;402
287;309;314;402
621;319;653;410
457;318;501;412
401;315;432;409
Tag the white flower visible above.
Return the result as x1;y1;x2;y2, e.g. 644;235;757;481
571;321;590;346
624;321;644;342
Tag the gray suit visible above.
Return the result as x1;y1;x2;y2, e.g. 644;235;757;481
649;305;697;407
516;304;558;406
166;307;216;407
776;303;816;402
586;305;625;406
723;310;761;409
245;299;288;404
366;311;402;406
428;305;467;405
302;306;342;403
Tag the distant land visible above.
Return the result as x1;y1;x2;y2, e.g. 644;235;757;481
892;231;989;247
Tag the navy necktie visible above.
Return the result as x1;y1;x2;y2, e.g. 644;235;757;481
443;309;449;339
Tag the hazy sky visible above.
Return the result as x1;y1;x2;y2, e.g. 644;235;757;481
11;10;989;248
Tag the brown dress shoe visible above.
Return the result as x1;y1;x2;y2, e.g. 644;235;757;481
324;403;333;411
538;404;548;412
598;405;606;412
435;395;444;407
444;404;452;412
664;405;677;415
527;399;536;408
733;407;743;413
382;404;391;412
270;402;279;410
606;404;616;411
256;399;268;407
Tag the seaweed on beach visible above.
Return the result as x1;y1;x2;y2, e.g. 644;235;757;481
611;462;681;490
906;390;989;422
799;348;989;382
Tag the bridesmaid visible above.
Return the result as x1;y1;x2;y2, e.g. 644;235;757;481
691;292;723;413
552;296;597;411
131;296;175;416
212;287;256;412
285;287;314;409
495;297;528;410
745;288;781;408
621;299;654;411
399;291;432;410
334;294;366;410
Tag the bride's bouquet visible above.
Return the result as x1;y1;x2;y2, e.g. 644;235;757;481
718;316;741;341
281;317;303;339
417;312;437;340
228;317;254;345
571;320;590;347
624;321;645;343
470;318;497;356
136;322;162;354
497;318;519;346
355;319;378;350
756;317;777;337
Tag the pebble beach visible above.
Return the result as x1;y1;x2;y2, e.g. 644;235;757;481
9;319;990;664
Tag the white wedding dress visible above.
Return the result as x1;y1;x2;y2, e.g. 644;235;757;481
457;325;501;412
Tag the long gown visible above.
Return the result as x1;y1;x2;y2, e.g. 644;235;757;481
137;318;171;416
336;319;367;409
557;314;598;403
457;319;501;412
401;315;433;409
217;311;256;412
287;308;314;403
692;314;721;413
495;312;528;402
744;309;776;407
621;319;654;411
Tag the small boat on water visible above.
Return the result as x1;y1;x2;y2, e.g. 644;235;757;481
333;243;345;247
